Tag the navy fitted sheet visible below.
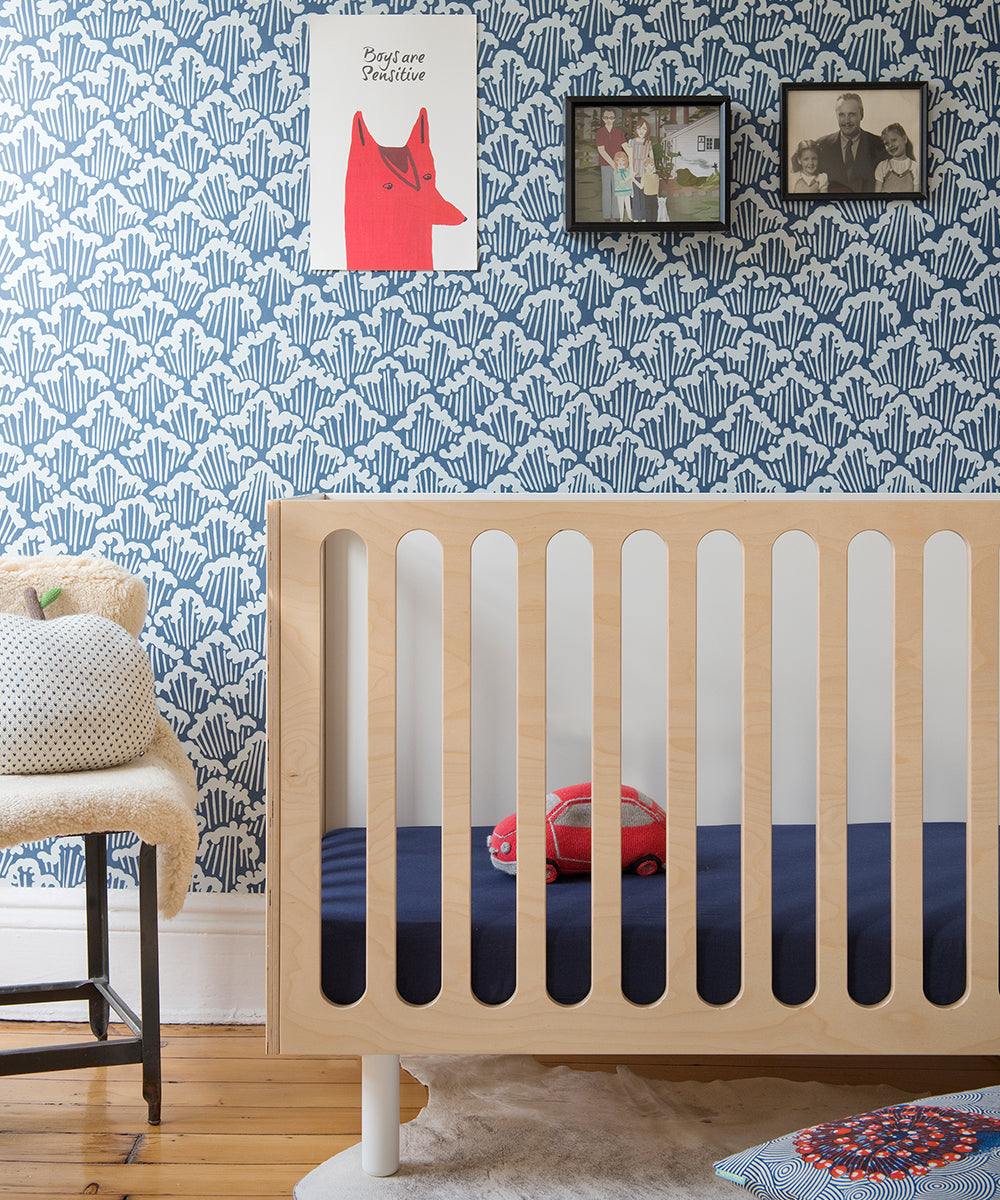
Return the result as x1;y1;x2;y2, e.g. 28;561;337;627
321;823;973;1008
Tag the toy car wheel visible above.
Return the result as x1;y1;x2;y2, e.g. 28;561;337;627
629;855;661;877
545;859;559;883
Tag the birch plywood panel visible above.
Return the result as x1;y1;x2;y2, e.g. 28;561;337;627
267;498;1000;1059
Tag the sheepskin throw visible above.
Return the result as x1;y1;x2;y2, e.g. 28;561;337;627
0;716;199;917
0;556;148;638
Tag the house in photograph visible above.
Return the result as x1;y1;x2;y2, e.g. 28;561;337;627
662;108;722;179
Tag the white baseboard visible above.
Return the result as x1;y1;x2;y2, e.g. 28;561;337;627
0;887;265;1024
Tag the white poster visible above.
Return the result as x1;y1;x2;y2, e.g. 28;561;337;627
309;14;478;272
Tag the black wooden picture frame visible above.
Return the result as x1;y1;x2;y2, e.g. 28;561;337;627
566;95;731;233
780;82;929;201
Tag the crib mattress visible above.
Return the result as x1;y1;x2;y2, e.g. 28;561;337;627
321;823;973;1009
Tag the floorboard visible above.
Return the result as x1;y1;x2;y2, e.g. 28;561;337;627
0;1022;996;1197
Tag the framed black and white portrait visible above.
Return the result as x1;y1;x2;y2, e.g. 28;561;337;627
780;82;928;201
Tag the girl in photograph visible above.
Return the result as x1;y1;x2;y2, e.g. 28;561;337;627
612;149;637;219
875;123;918;192
789;139;828;193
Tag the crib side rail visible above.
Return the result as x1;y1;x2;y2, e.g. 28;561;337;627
267;496;1000;1057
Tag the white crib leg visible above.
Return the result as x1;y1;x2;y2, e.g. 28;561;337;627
361;1054;400;1176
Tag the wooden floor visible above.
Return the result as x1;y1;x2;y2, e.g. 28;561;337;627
0;1021;998;1198
0;1022;428;1200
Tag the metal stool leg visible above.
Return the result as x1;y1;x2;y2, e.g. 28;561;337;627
0;834;164;1123
84;833;110;1041
138;841;161;1125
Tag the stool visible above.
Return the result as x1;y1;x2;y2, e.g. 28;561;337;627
0;554;200;1125
0;832;162;1123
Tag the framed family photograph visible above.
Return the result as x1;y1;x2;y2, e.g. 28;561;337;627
780;82;928;201
565;95;731;233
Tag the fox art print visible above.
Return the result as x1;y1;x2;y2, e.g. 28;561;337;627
344;108;466;270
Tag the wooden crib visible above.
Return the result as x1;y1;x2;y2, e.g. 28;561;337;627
266;496;1000;1175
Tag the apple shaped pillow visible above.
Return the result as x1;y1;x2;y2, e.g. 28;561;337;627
0;605;159;775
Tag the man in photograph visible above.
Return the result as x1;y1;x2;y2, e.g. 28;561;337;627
595;107;627;220
816;92;887;193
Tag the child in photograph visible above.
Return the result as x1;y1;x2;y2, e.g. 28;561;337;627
789;140;828;193
875;123;918;192
612;149;637;219
641;157;660;220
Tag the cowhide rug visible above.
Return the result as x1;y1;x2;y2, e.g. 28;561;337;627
295;1054;913;1199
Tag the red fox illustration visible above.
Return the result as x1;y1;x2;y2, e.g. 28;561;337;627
344;108;466;271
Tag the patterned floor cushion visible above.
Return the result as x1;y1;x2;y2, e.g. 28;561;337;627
715;1087;1000;1200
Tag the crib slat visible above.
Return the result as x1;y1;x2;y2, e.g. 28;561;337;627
815;532;848;1001
666;533;698;1002
365;536;398;1004
269;505;326;1051
591;536;623;1005
440;540;472;999
741;536;773;1003
515;531;548;1004
967;538;999;1000
891;535;924;1001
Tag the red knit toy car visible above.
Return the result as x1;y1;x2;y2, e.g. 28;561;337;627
488;782;666;883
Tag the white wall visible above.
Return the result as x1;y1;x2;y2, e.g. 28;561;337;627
0;889;265;1024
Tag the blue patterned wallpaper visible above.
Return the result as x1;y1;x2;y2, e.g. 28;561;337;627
0;0;996;894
